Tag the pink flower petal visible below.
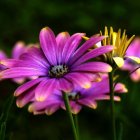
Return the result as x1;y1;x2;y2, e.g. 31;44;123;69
71;62;112;73
65;72;92;89
56;32;70;64
72;45;113;66
12;41;26;59
58;78;73;93
69;36;105;65
0;67;46;79
35;78;58;101
14;78;45;96
62;33;85;63
39;27;57;65
16;90;35;108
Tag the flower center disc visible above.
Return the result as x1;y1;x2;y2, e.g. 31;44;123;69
49;65;68;78
68;92;81;101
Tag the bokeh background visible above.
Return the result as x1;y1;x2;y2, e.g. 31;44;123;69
0;0;140;140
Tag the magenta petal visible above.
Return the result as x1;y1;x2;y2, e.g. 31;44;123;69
0;58;45;69
45;103;61;115
0;67;46;79
14;78;45;96
70;101;82;114
72;45;113;66
0;59;20;68
130;69;140;81
16;90;35;108
39;27;57;65
35;78;58;101
61;101;81;114
78;98;97;109
65;72;92;89
56;32;70;64
62;33;85;63
0;50;7;59
69;36;105;65
58;78;73;93
126;38;140;57
19;48;49;68
12;42;26;59
71;62;112;73
114;83;128;93
23;47;49;67
29;95;61;113
94;95;121;101
13;78;25;84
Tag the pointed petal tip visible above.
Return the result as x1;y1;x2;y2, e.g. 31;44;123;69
28;105;33;112
92;104;97;109
60;32;69;36
108;66;113;72
89;102;97;109
40;27;53;35
82;36;89;40
14;90;21;97
42;26;51;31
120;84;128;93
0;72;3;79
45;110;53;116
15;41;25;47
16;101;23;108
71;110;80;114
114;96;121;101
0;60;5;65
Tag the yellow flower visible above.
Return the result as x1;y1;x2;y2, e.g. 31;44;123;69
100;26;138;67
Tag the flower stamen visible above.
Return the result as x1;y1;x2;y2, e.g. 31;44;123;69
49;65;68;78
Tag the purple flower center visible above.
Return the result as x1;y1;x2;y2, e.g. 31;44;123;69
68;92;81;101
49;65;68;78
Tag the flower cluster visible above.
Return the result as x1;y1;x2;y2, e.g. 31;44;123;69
1;26;137;116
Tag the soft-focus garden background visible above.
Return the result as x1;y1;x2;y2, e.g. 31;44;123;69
0;0;140;139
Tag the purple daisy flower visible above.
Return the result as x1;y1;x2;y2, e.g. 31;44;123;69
0;27;113;102
0;41;37;84
28;75;127;115
122;38;140;81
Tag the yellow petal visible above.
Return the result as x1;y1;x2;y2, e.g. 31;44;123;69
113;57;124;67
112;32;117;46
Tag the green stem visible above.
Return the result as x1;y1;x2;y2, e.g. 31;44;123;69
62;93;78;140
73;114;79;140
109;72;116;140
118;122;123;140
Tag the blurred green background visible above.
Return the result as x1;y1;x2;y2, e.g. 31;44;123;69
0;0;140;140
